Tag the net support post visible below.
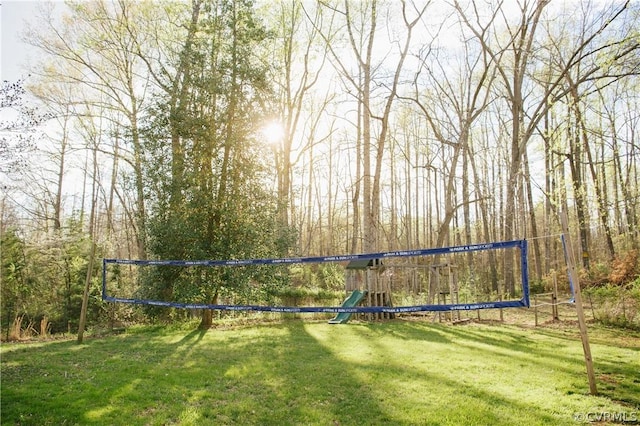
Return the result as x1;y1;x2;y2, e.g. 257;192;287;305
519;239;530;308
102;258;108;301
560;210;598;396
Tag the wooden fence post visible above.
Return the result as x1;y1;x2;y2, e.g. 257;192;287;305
552;272;559;321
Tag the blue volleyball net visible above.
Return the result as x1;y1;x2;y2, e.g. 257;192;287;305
102;239;529;314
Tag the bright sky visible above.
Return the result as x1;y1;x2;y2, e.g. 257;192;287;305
1;1;43;81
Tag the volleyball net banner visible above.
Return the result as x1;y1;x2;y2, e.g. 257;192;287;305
102;239;529;313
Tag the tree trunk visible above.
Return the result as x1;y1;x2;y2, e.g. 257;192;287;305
199;291;219;330
569;82;615;259
523;148;542;281
77;132;99;344
567;111;591;270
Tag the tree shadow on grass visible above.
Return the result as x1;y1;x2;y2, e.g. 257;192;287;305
55;322;393;424
348;320;452;344
435;322;589;368
334;320;581;375
2;321;636;425
397;320;640;409
436;321;639;391
583;349;640;407
1;328;228;425
357;357;570;425
210;320;396;425
295;321;586;425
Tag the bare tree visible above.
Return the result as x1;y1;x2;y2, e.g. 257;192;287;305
76;106;104;344
316;0;428;252
263;1;331;235
456;0;638;290
598;80;639;249
24;0;152;258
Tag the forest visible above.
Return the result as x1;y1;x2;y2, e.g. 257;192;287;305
1;0;639;337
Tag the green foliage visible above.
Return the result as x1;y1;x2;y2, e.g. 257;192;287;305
528;279;546;295
585;282;640;330
270;286;342;304
582;261;612;287
0;222;105;339
289;263;345;291
142;187;292;303
289;264;318;288
1;228;29;335
579;250;640;330
138;0;293;315
318;263;345;290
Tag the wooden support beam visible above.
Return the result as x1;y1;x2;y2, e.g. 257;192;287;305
560;210;598;396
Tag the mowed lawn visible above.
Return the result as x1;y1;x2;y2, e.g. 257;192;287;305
1;319;638;425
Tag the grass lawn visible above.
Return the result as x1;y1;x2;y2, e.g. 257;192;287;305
1;318;639;425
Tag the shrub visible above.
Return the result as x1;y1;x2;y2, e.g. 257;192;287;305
581;261;610;287
609;250;639;286
585;284;640;330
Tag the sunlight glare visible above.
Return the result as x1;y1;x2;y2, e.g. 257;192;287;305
262;121;285;145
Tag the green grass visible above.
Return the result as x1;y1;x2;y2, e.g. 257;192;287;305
2;319;639;425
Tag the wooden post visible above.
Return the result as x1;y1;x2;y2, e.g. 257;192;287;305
534;294;539;326
448;264;460;321
560;210;598;396
552;271;559;321
588;292;596;321
366;270;372;321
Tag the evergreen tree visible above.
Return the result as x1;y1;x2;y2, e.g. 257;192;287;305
141;0;292;327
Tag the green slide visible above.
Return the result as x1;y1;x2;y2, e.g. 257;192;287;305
328;290;366;324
